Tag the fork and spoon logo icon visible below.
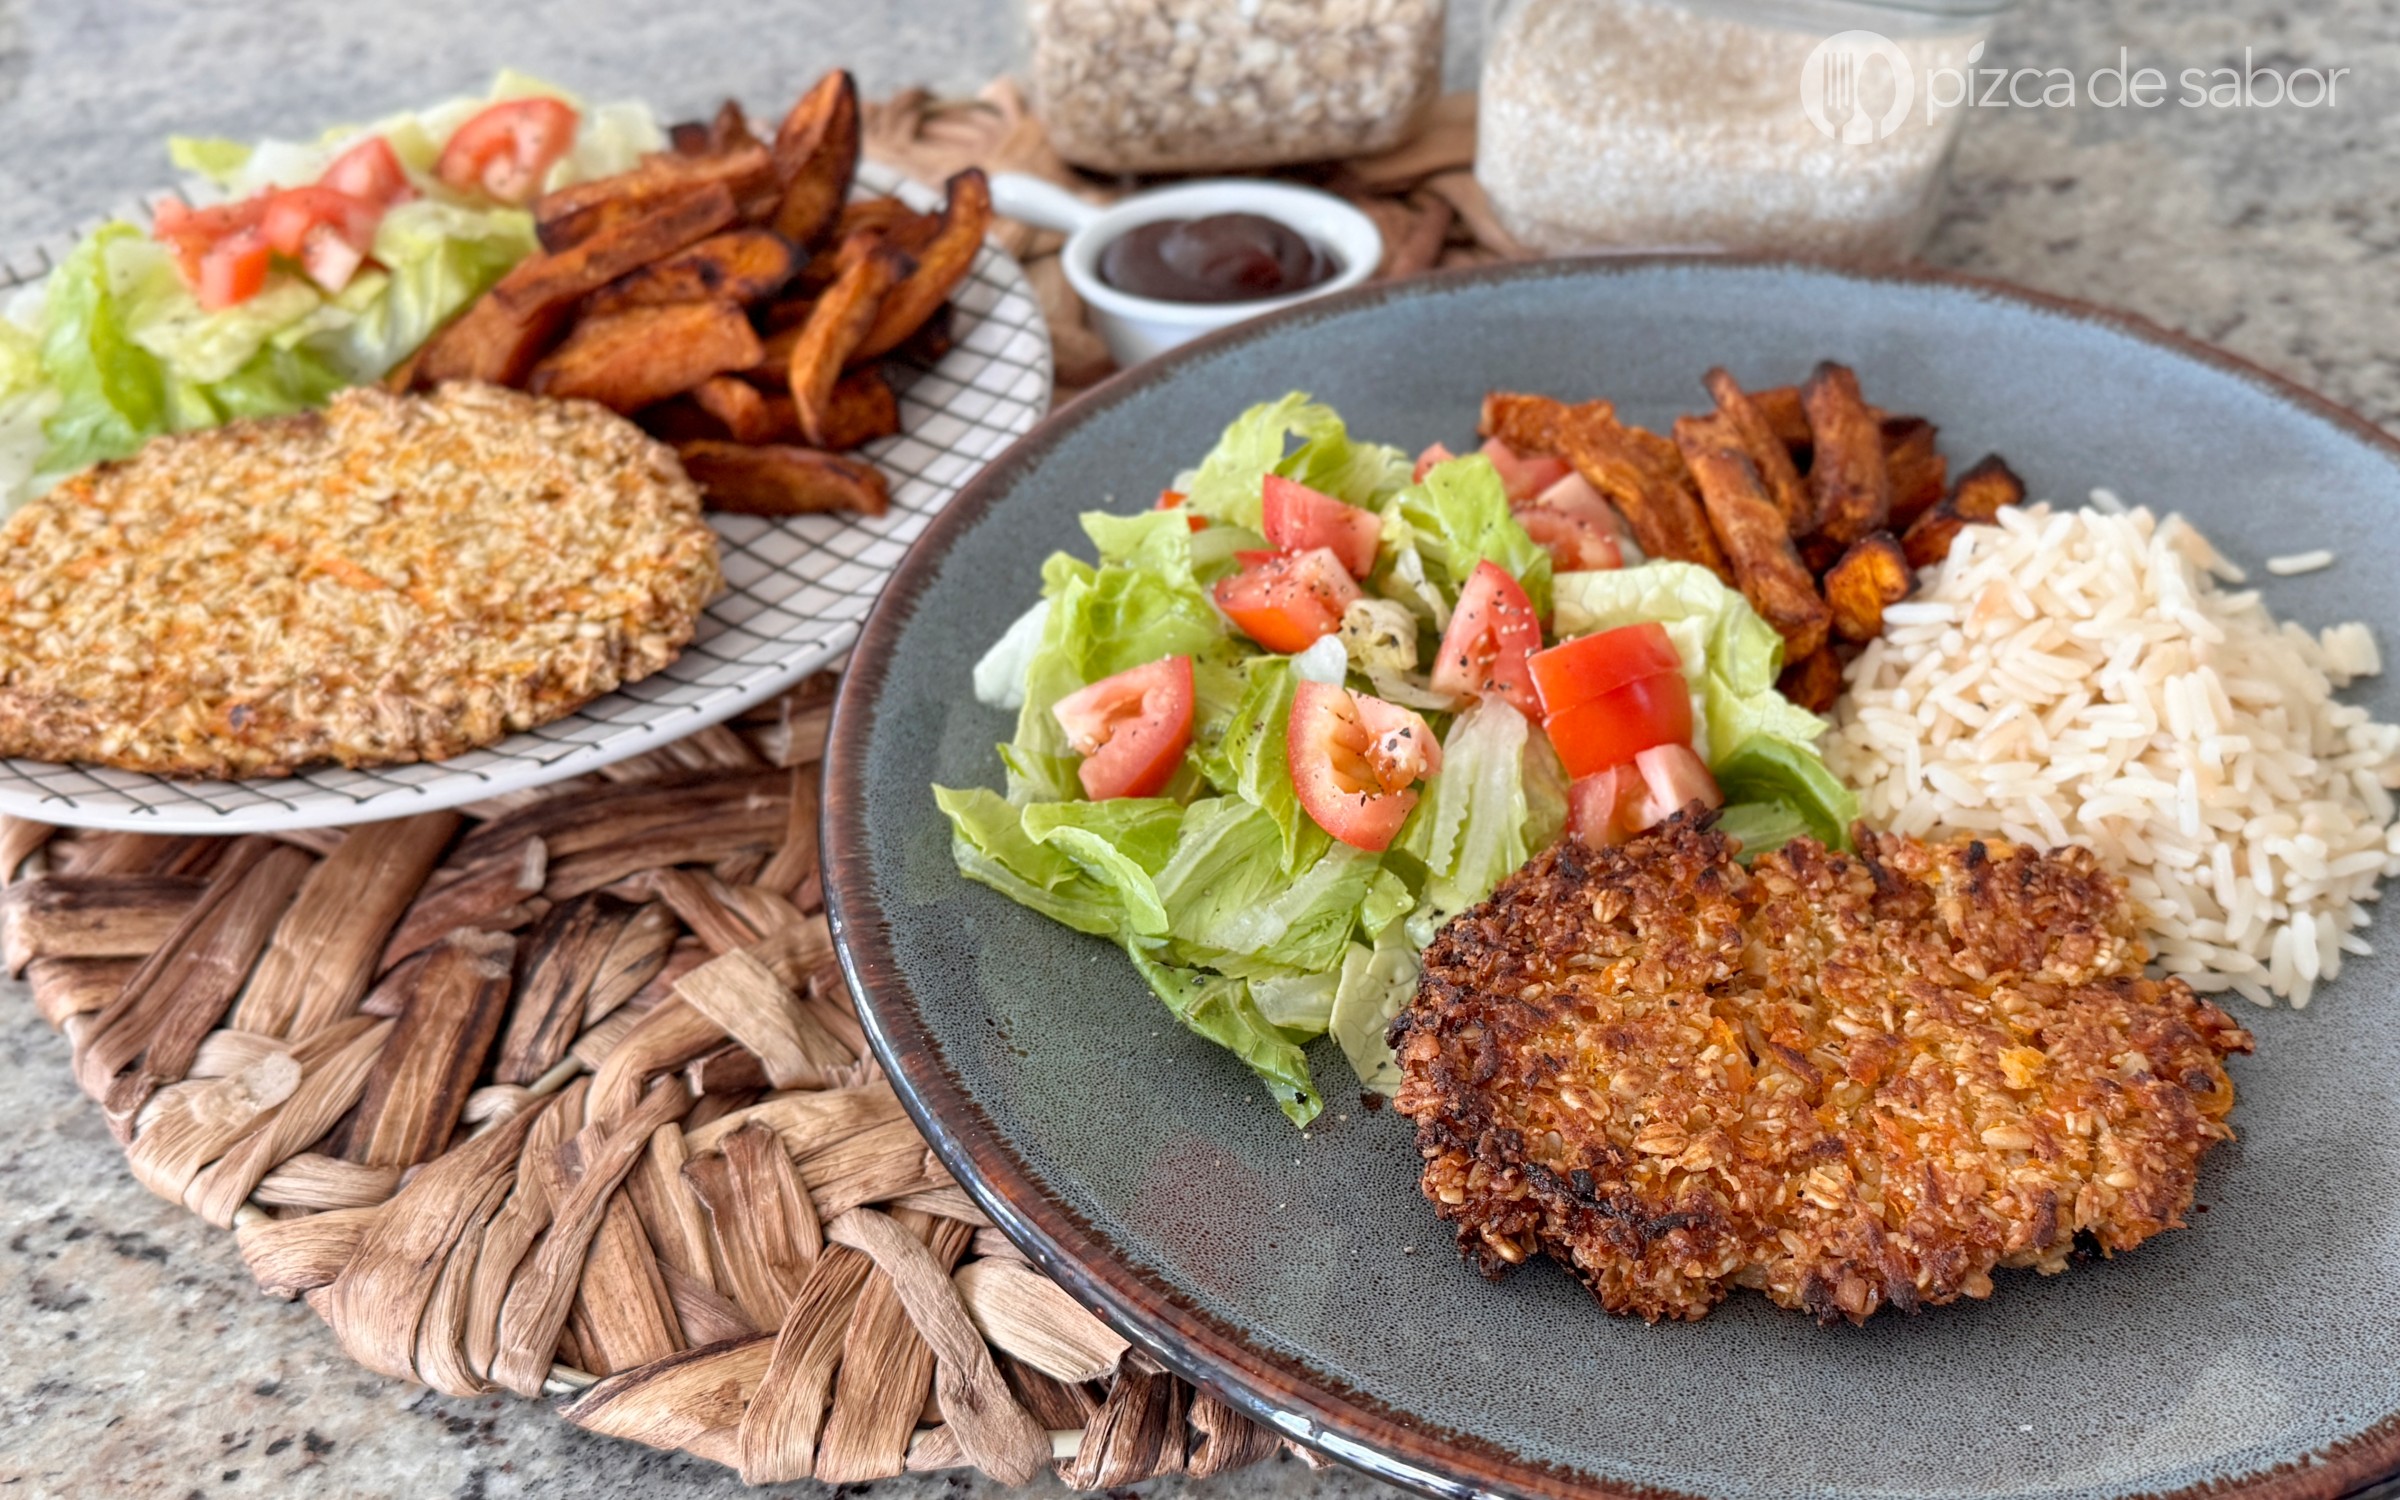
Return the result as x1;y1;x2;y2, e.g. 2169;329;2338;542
1803;30;1917;144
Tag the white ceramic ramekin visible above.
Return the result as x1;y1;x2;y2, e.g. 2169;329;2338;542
990;173;1384;367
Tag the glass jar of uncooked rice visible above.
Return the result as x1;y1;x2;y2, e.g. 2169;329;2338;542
1479;0;2016;260
1027;0;1445;174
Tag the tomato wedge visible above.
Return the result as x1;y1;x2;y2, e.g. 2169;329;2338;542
1412;442;1455;483
1050;655;1195;800
1288;681;1440;851
1212;546;1360;654
1481;436;1571;502
1632;743;1723;827
322;136;416;205
1514;472;1625;572
1529;623;1682;718
1428;560;1542;716
436;97;580;204
1568;766;1644;846
1542;669;1692;779
151;197;267;284
1261;474;1380;577
260;187;384;292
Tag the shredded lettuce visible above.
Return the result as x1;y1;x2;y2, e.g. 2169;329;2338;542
1182;392;1410;531
1126;949;1323;1126
1329;920;1422;1097
1395;699;1551;946
35;225;170;479
1383;452;1555;623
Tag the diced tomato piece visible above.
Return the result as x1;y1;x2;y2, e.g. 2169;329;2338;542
1412;442;1455;484
261;187;382;253
152;197;267;283
1212;547;1360;654
1481;436;1570;502
1542;670;1692;780
1050;655;1195;800
1428;560;1542;716
435;97;580;204
321;136;416;205
1288;681;1439;852
1568;766;1645;846
1529;623;1682;718
195;229;271;311
1261;473;1380;577
1631;743;1723;828
1514;472;1624;572
1154;489;1205;531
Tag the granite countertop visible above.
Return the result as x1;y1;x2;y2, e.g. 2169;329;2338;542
2;1;2393;1496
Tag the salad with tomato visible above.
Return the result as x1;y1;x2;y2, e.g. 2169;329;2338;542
0;71;661;513
937;394;1855;1126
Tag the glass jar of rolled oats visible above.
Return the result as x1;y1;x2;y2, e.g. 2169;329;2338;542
1027;0;1446;174
1479;0;2017;261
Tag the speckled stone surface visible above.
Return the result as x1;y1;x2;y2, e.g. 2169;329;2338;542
1;0;2392;1497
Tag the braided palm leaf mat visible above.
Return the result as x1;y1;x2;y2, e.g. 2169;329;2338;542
1;672;1286;1489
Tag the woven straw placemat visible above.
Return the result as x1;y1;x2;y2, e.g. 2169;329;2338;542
2;673;1292;1489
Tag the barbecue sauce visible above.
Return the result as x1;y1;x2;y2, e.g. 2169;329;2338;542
1098;213;1337;304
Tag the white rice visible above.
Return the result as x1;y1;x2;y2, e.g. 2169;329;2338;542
1824;500;2400;1008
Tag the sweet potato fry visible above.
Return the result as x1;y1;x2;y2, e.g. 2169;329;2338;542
411;293;571;389
580;229;799;318
667;119;713;156
1903;454;2025;567
788;240;906;445
1705;368;1812;534
1751;384;1813;459
798;200;941;290
812;368;900;450
636;395;730;445
851;168;991;363
498;182;740;319
1480;392;1611;458
1675;413;1830;660
1560;407;1732;582
690;375;781;444
1800;362;1892;546
1882;416;1948;527
535;147;774;250
709;100;762;156
526;300;762;413
770;70;860;249
1776;647;1844;714
676;442;889;516
1823;531;1912;643
891;300;956;366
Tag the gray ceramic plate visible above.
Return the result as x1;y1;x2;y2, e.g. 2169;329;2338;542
824;259;2400;1500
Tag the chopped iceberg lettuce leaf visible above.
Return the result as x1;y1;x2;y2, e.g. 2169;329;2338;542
1330;920;1423;1095
1182;392;1409;531
1126;949;1323;1126
1386;452;1554;621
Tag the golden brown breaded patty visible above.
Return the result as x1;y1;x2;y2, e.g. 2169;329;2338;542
1392;818;2255;1324
0;384;720;777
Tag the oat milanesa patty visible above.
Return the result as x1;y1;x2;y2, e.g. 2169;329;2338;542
1391;818;2256;1324
0;384;721;777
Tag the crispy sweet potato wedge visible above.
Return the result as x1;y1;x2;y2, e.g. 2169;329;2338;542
580;229;799;318
1751;384;1813;460
799;199;941;290
811;368;900;450
668;119;713;156
527;300;763;413
1560;407;1732;582
1480;392;1611;458
411;293;571;389
851;168;991;363
1903;454;2025;568
709;99;762;156
770;70;860;249
1800;362;1892;546
535;147;774;250
891;300;956;365
1705;368;1813;534
1883;416;1948;528
690;375;783;444
1777;646;1845;714
1675;413;1831;660
636;394;730;445
788;240;905;445
1823;531;1913;643
499;182;741;319
677;442;890;516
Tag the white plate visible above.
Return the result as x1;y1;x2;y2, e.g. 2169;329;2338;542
0;163;1050;833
